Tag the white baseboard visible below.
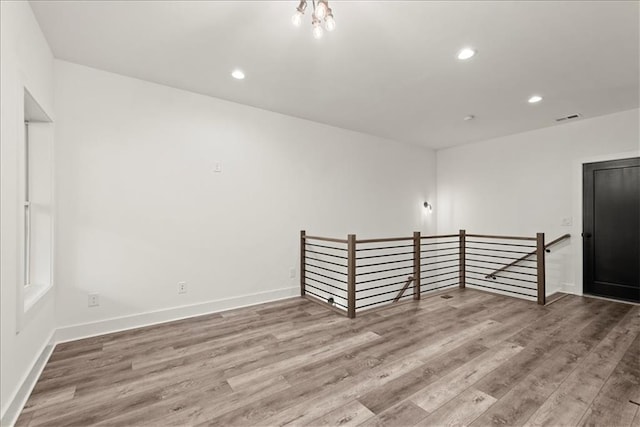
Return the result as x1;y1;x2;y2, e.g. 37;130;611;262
561;282;581;295
0;332;55;427
54;286;299;344
2;286;299;426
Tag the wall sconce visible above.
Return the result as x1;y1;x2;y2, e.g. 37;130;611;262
423;202;433;212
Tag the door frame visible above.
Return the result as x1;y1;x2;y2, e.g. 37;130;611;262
571;150;640;296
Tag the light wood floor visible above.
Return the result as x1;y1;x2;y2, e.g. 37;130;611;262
16;288;640;426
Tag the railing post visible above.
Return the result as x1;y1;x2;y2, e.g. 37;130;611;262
347;234;356;318
459;229;466;289
300;230;306;297
536;232;546;305
413;231;421;300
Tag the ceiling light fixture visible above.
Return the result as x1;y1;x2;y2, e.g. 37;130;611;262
528;95;543;103
457;48;476;60
292;0;335;38
231;69;245;80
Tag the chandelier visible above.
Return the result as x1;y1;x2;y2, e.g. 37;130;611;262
292;0;335;39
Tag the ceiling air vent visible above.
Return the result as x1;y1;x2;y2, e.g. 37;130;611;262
555;113;582;122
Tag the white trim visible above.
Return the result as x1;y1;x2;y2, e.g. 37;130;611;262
54;286;299;343
571;150;640;297
20;285;54;336
561;281;577;294
24;283;52;313
16;81;56;335
0;331;55;427
16;76;27;334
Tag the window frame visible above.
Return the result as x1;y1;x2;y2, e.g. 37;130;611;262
17;86;55;333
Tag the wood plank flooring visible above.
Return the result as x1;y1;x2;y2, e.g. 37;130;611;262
15;288;640;426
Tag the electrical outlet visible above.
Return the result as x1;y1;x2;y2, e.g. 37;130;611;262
178;281;187;294
88;293;100;307
289;267;296;279
561;217;573;226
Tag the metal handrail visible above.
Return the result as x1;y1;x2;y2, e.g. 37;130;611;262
393;276;414;302
485;234;570;279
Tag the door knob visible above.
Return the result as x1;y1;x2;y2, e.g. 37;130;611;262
582;232;592;238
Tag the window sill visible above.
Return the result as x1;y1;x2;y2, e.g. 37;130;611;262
24;283;52;313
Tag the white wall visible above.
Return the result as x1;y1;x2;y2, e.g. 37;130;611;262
437;108;640;295
53;60;437;337
0;1;55;421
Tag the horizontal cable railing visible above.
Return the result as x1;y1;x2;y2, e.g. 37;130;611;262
300;230;570;317
355;235;416;314
300;232;349;312
465;233;539;302
419;233;461;297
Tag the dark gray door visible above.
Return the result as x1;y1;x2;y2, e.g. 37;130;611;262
583;157;640;302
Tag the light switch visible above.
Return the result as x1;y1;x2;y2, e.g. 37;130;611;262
214;162;223;173
561;217;572;226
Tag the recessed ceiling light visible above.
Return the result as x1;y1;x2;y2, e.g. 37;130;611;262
231;69;245;80
528;95;543;103
457;48;476;60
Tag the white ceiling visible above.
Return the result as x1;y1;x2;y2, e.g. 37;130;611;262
30;1;639;149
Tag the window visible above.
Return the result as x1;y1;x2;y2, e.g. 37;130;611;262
21;89;54;314
24;121;31;288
